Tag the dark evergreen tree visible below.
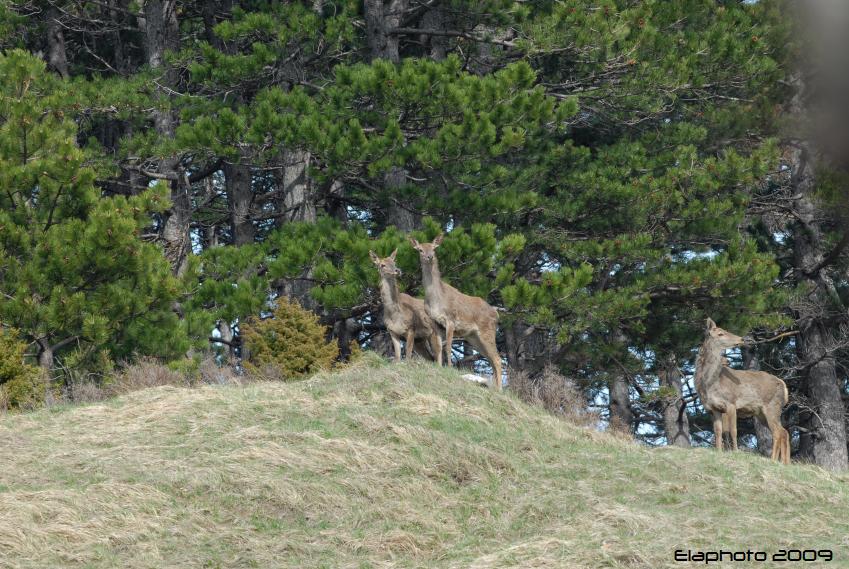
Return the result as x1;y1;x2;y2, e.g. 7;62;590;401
0;50;187;380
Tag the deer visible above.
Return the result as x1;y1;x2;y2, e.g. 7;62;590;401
409;233;503;390
694;318;790;464
370;249;443;363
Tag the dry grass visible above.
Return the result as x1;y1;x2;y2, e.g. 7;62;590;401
1;360;848;568
60;357;245;405
508;365;599;428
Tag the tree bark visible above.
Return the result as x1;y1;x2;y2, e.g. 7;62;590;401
217;320;235;362
504;320;548;378
363;0;406;62
742;348;775;458
224;162;255;246
278;149;317;225
273;150;318;310
109;0;132;75
363;0;419;233
787;73;849;471
420;5;449;60
45;6;69;79
37;339;53;375
608;374;634;433
140;0;190;276
658;355;690;447
383;167;419;232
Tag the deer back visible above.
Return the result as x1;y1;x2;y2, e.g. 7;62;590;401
437;281;498;335
718;368;789;415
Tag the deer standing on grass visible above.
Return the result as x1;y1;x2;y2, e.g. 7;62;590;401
409;234;503;390
695;318;790;464
370;249;443;363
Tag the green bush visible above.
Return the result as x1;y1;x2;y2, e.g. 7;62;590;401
0;327;43;410
241;298;339;380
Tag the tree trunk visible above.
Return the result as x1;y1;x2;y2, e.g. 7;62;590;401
37;340;53;375
795;314;848;470
743;348;774;457
363;0;405;62
217;320;235;362
45;6;69;79
608;374;634;433
363;0;419;233
504;320;548;378
140;0;190;275
384;167;419;232
658;356;690;447
224;162;255;246
273;150;318;310
278;149;317;225
109;0;132;75
420;5;448;60
787;72;848;471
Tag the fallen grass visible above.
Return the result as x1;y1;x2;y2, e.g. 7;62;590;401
1;360;848;568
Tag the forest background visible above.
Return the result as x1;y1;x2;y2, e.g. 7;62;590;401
2;0;848;471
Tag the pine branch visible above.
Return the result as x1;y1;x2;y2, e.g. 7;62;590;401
804;228;849;276
209;336;240;347
747;330;800;345
387;27;517;48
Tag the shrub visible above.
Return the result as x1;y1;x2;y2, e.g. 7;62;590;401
241;298;339;380
508;365;598;428
199;357;241;385
0;327;44;410
107;357;192;396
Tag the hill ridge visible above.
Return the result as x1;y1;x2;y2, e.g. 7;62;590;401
1;362;847;568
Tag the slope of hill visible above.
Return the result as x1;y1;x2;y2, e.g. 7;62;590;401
1;361;847;568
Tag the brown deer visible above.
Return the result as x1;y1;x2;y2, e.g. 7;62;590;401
695;318;790;464
370;249;443;363
409;234;503;390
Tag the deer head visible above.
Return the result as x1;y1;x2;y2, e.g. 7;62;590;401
370;249;402;277
409;233;443;264
705;318;746;349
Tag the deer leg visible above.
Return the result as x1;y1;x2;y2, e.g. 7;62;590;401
767;417;790;464
390;332;402;363
726;406;738;451
405;329;415;360
469;331;502;391
712;411;724;452
443;321;455;367
721;413;732;449
428;332;443;367
778;428;788;464
769;423;779;462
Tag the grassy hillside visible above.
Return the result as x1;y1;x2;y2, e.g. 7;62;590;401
1;361;847;569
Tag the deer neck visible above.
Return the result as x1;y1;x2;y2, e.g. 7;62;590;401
379;274;401;311
421;258;444;305
694;337;724;395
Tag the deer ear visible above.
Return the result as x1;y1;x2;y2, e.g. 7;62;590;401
432;233;444;247
706;317;716;330
409;237;420;250
369;250;380;264
389;248;398;261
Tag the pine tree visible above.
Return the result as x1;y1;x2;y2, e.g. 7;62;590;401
0;50;187;380
1;1;817;455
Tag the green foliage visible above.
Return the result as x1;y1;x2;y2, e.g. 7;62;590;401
241;298;338;380
0;0;797;444
0;327;42;410
0;50;188;372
